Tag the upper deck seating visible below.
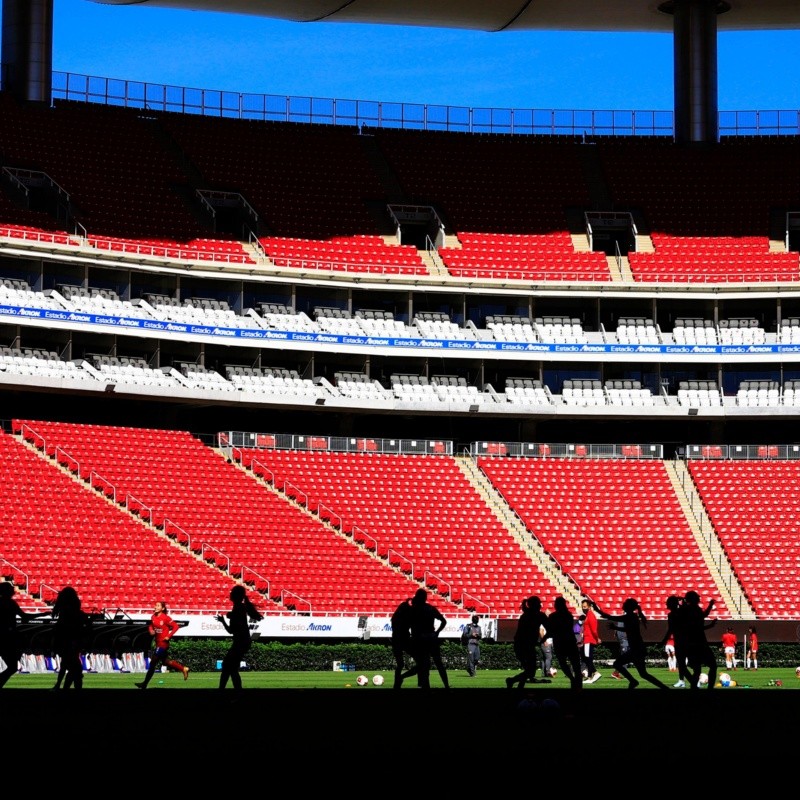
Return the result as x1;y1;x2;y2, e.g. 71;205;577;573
260;235;428;276
439;232;610;282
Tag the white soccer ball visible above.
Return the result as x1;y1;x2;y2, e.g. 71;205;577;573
549;667;558;677
795;666;800;678
719;672;731;687
372;674;384;686
698;673;709;686
356;674;369;686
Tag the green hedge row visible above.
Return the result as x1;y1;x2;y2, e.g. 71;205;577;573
168;640;800;672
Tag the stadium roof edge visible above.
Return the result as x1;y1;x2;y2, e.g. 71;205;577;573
90;0;800;33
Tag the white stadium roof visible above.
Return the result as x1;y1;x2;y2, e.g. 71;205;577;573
90;1;800;33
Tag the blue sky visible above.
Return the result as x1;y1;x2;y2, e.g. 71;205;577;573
52;0;800;113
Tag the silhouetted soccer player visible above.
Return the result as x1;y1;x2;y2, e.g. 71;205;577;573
429;623;450;689
543;596;583;691
681;590;717;689
51;586;90;690
216;585;263;693
408;588;446;690
659;594;699;688
0;582;49;689
390;596;415;689
506;595;548;690
591;598;669;690
136;601;190;689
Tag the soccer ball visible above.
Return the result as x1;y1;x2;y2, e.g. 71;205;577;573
719;672;731;687
549;667;558;677
698;673;709;686
372;674;384;686
356;674;369;686
795;666;800;678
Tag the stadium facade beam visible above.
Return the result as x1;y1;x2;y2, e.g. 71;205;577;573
0;0;53;104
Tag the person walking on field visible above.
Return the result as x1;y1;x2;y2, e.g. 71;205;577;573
610;616;630;680
408;588;447;690
661;595;689;687
721;626;738;671
51;586;90;691
539;621;554;679
390;597;415;689
0;582;49;689
136;601;190;689
682;591;717;689
506;596;548;691
216;586;263;693
463;614;482;678
543;596;583;691
746;626;758;670
581;597;602;683
660;593;713;689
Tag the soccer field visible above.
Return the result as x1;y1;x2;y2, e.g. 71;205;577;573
8;666;798;690
6;666;799;765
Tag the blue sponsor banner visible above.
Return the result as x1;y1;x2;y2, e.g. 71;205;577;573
0;303;795;357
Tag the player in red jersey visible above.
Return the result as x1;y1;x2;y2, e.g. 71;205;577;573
135;601;189;688
721;626;738;671
745;626;758;670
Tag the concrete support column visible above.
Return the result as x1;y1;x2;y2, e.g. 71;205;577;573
667;0;729;144
1;0;54;103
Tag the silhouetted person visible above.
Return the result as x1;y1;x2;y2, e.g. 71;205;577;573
507;596;548;690
682;590;717;689
539;621;554;679
544;596;583;691
390;597;415;689
408;588;446;690
51;586;90;690
0;582;48;689
430;626;450;689
660;594;692;688
592;597;669;690
216;585;263;693
609;617;630;680
136;601;190;689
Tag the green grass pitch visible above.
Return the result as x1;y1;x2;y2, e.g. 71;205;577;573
9;666;798;690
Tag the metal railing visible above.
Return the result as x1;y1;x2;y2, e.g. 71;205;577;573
50;71;800;138
685;443;800;460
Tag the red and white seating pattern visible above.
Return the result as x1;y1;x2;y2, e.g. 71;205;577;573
0;428;240;614
15;420;426;616
688;459;800;619
477;456;730;620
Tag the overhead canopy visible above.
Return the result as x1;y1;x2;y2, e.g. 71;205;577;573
89;0;800;33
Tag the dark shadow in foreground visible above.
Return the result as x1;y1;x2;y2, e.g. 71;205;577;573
3;687;796;759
